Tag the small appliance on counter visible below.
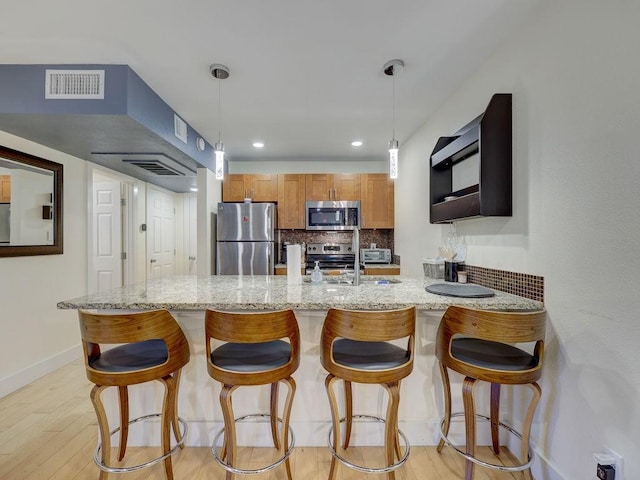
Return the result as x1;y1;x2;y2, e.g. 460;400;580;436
360;248;391;264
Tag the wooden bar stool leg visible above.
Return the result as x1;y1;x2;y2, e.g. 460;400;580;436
490;383;501;454
220;384;239;480
161;375;176;480
343;380;353;449
522;382;542;480
281;376;296;480
270;382;281;449
383;381;400;480
437;363;451;452
172;370;185;448
90;384;110;480
393;380;403;461
325;374;341;480
462;377;477;480
117;385;129;461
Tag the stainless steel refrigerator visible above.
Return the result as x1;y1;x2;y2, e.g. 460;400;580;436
216;202;276;275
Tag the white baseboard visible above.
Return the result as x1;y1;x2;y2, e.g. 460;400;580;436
0;345;82;399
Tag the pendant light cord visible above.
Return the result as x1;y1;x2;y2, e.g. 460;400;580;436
392;69;396;139
217;77;222;143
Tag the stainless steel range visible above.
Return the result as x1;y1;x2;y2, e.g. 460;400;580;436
305;242;355;273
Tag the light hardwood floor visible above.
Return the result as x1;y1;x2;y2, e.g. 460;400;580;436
0;360;528;479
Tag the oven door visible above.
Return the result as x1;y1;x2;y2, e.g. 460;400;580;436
305;201;360;231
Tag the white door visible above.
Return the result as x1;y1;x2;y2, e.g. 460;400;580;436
147;186;176;278
91;181;122;293
184;195;197;274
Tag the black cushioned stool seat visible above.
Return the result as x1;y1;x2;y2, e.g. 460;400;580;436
89;339;169;372
211;340;291;372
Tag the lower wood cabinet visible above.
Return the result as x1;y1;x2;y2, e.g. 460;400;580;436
364;266;400;275
275;266;305;275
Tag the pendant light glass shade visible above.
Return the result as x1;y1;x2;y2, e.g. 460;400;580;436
383;59;403;180
214;141;224;180
388;138;399;179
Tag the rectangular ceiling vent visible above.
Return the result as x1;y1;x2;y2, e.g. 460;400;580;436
174;114;188;143
45;69;105;99
122;159;185;176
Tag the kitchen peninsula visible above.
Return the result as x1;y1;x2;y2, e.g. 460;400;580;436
58;275;541;448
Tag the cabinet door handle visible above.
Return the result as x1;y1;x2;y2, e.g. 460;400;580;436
150;258;157;263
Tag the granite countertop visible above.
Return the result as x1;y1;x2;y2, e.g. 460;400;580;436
57;275;542;311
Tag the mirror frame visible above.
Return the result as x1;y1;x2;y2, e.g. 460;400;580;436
0;145;63;257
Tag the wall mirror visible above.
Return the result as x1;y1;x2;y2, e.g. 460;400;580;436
0;145;63;257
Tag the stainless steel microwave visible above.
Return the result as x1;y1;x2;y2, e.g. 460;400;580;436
305;201;360;231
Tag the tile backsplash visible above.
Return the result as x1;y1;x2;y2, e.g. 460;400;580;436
277;229;394;262
463;264;544;303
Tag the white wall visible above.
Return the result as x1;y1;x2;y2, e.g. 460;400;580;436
396;1;640;478
0;130;87;397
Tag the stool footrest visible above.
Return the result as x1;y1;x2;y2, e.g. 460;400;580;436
327;414;410;474
211;413;295;475
94;413;188;473
439;412;533;472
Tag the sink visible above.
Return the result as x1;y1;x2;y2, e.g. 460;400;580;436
303;277;401;285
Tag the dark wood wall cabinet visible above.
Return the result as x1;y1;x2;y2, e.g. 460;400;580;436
429;93;512;224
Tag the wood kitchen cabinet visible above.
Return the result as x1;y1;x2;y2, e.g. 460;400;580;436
363;266;400;275
277;174;306;229
360;173;394;229
222;174;278;202
305;173;360;201
0;175;10;202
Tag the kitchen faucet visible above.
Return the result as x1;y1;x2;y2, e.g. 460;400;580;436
352;227;361;286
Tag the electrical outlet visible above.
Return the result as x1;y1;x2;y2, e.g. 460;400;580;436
594;448;623;480
604;447;623;480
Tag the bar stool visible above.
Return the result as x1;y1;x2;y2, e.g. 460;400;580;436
205;309;300;480
77;309;190;480
436;306;546;480
320;306;416;480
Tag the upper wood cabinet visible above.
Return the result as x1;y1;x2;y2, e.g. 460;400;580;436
222;174;278;202
277;174;306;229
360;173;394;229
305;174;360;201
0;175;11;203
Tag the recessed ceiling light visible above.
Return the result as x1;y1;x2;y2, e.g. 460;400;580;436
253;142;265;148
351;140;363;147
190;187;198;192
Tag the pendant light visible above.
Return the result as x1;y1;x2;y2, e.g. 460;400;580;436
210;64;230;180
383;59;403;179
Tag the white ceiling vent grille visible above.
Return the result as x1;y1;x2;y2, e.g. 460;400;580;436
122;158;185;176
45;69;105;99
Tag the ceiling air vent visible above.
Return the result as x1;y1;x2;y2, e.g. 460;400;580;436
123;159;185;176
174;114;188;143
45;69;105;99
